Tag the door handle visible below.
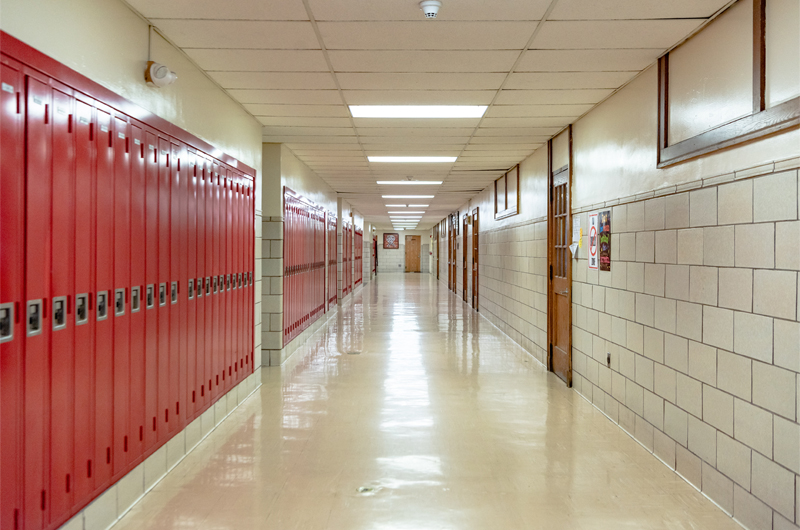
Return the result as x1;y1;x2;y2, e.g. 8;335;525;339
557;289;569;296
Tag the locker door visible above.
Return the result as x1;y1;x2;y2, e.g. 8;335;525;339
49;87;76;523
224;170;232;390
144;131;159;449
24;74;52;530
211;164;221;398
0;61;25;530
232;178;240;382
129;123;146;460
113;116;131;474
169;141;184;431
205;159;214;402
187;152;197;416
94;106;115;486
157;137;171;439
73;97;96;504
196;156;207;410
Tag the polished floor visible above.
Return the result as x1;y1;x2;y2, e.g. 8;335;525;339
113;274;739;530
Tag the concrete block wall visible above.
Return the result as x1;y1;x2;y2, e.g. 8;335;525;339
261;216;284;366
571;160;800;530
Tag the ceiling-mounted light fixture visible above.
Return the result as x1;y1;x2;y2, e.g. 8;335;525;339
350;105;485;118
369;156;456;163
383;195;435;199
377;180;442;185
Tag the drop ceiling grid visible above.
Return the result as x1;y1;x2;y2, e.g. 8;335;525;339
125;0;732;229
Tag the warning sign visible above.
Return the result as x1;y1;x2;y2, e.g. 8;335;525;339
588;213;598;270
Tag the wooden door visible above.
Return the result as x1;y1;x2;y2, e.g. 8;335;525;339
435;225;439;279
472;208;479;310
450;216;457;292
548;127;573;386
405;235;421;272
463;215;468;301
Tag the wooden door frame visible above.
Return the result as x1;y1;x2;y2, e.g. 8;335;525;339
547;125;573;386
463;214;468;301
472;207;479;310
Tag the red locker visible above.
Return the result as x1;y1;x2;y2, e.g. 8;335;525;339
187;151;198;416
169;141;185;431
144;131;160;450
49;87;77;523
129;123;146;461
112;115;131;475
73;96;96;505
224;170;233;390
231;178;239;383
24;74;52;530
195;155;206;410
0;60;25;530
205;161;214;402
94;106;115;486
212;164;221;398
157;137;171;439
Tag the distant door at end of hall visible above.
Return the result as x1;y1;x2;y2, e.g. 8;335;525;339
405;235;421;272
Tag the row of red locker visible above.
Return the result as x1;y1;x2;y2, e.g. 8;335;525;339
0;56;255;530
283;189;327;343
354;228;363;287
342;222;353;296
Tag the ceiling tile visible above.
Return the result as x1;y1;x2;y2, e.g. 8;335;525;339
517;49;660;72
149;20;319;49
317;21;538;50
327;50;519;72
342;90;496;105
336;73;506;91
549;0;730;20
256;117;352;127
264;136;358;143
505;71;637;90
494;89;614;105
470;136;549;144
128;0;309;20
185;49;329;72
532;20;705;49
285;143;363;150
208;72;336;90
244;105;349;117
485;104;594;117
230;90;342;104
465;143;542;150
475;127;561;136
308;0;550;21
460;149;535;157
261;126;356;136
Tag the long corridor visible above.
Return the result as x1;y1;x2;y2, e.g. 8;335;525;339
112;275;739;530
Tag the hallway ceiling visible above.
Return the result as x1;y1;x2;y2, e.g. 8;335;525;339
126;0;733;229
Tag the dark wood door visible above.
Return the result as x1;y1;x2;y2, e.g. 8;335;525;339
435;225;439;279
405;235;421;272
472;208;479;310
548;128;573;386
463;215;468;301
450;217;457;292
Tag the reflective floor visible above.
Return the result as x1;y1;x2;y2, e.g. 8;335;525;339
114;274;739;530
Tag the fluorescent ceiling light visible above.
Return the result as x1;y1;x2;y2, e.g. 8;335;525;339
390;215;422;218
388;211;425;214
369;156;456;163
376;180;442;185
385;204;430;208
383;195;435;199
409;204;429;207
350;105;487;119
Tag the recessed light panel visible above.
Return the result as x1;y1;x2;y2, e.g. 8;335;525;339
376;180;442;185
383;195;435;199
369;157;456;163
388;211;425;214
350;105;487;119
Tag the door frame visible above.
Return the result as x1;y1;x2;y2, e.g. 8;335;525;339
472;207;479;310
547;125;573;386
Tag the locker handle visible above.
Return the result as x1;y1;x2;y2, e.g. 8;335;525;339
26;300;43;336
0;303;13;343
52;297;67;330
76;294;89;325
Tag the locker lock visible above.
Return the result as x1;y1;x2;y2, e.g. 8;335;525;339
146;285;155;309
97;291;108;320
196;278;203;298
226;274;231;291
53;296;67;330
76;294;89;325
159;283;167;306
115;289;125;316
212;276;217;294
27;299;43;336
171;282;178;304
0;303;13;343
131;286;141;312
205;277;211;296
188;279;195;299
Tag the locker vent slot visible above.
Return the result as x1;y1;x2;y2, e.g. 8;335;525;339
0;302;14;342
26;299;43;336
75;294;88;325
52;296;67;330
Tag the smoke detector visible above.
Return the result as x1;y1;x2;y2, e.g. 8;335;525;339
145;61;178;88
419;0;442;18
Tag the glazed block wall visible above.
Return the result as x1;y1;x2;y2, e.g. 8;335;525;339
0;46;255;530
571;162;800;530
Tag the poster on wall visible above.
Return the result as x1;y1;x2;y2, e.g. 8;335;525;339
588;213;598;270
598;210;611;271
383;233;399;249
